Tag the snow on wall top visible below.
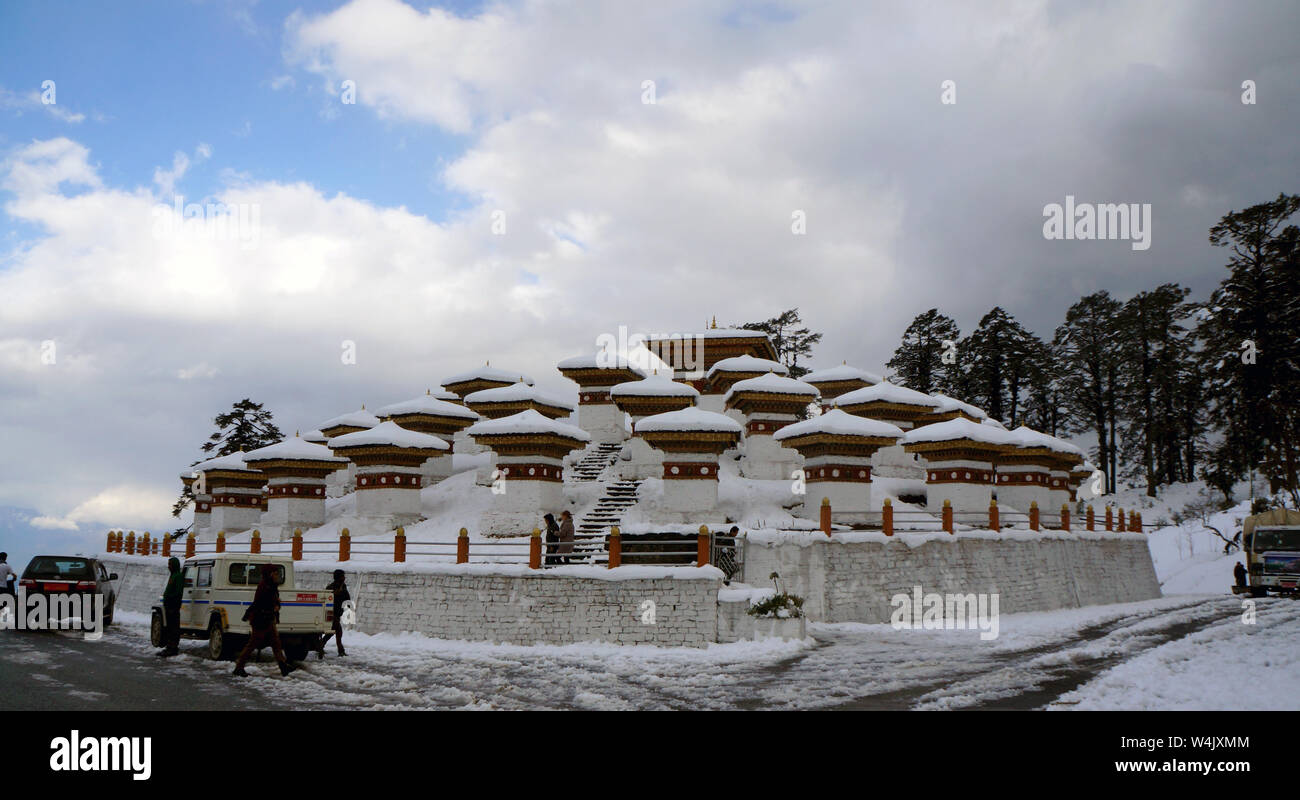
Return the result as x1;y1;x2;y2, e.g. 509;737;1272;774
723;373;820;402
803;364;884;384
376;394;481;420
634;407;744;433
705;355;787;378
610;373;701;397
773;408;905;441
319;408;381;430
442;365;535;386
463;381;575;410
901;417;1016;446
556;353;647;373
929;393;989;420
328;420;450;450
243;437;348;463
834;380;942;409
465;408;592;441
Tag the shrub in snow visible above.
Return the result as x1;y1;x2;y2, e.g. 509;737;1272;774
747;572;805;619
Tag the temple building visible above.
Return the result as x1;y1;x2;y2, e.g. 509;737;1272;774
701;356;787;414
803;364;881;412
191;452;265;536
635;407;743;524
328;421;449;529
441;364;535;401
722;373;820;480
645;326;778;386
774;409;904;522
610;373;700;480
242;436;348;539
375;391;481;484
902;418;1015;513
556;354;643;444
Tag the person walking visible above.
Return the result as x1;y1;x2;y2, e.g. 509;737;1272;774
157;556;184;657
318;569;349;658
232;564;295;677
0;553;14;599
717;527;740;584
558;510;576;564
1234;561;1248;589
543;513;561;566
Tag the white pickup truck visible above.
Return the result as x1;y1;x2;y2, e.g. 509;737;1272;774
149;554;334;661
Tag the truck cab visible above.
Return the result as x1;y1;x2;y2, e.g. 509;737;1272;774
1235;509;1300;597
150;554;333;661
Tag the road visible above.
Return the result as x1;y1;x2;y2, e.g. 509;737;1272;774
0;595;1268;710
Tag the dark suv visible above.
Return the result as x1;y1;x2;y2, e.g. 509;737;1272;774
19;555;119;626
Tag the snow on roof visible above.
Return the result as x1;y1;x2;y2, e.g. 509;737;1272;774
442;365;535;386
243;437;347;464
901;417;1016;446
929;393;989;420
981;418;1007;430
650;328;773;340
463;381;575;410
376;394;480;420
1009;426;1084;456
802;364;883;384
319;408;380;430
773;409;904;441
556;353;647;374
634;407;744;434
301;429;327;442
610;373;700;398
706;355;787;378
465;408;591;440
192;452;256;473
834;380;942;409
328;420;450;451
723;373;820;402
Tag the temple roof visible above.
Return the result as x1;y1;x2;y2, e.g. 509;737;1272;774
901;417;1016;446
465;409;591;440
635;407;744;434
463;381;575;410
610;373;700;398
442;365;535;386
376;393;481;420
928;393;989;420
192;451;257;473
328;420;450;450
319;408;380;431
1009;426;1085;456
723;373;820;402
835;380;942;409
773;409;904;441
243;437;347;464
803;364;883;384
706;355;787;378
556;353;647;373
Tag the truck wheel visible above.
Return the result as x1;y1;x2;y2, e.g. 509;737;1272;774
285;641;309;662
1251;587;1267;598
150;611;163;647
208;618;233;660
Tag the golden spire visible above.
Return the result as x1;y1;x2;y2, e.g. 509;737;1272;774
426;388;431;395
710;315;717;329
295;430;300;437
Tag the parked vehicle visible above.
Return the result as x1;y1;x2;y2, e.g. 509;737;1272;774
1234;509;1300;597
148;554;333;660
19;555;119;626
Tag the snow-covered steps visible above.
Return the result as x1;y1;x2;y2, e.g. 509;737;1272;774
568;442;623;483
577;479;642;536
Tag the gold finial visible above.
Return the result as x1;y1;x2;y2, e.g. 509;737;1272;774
426;388;431;395
295;430;299;437
361;403;365;410
710;315;717;329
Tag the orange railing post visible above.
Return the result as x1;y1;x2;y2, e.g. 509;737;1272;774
608;526;621;569
250;529;261;554
882;498;894;536
292;528;303;560
141;532;151;556
1061;504;1070;532
1105;505;1113;531
697;525;711;566
1087;505;1095;531
1117;509;1126;532
396;526;407;563
529;528;542;569
820;497;832;536
125;531;136;555
215;530;225;553
106;530;115;552
1137;511;1144;532
162;535;171;558
1130;510;1139;532
1029;502;1040;532
942;499;953;534
185;533;196;559
339;528;350;561
988;500;999;531
455;527;467;564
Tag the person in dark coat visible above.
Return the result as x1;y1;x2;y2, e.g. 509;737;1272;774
232;563;294;677
716;526;740;584
543;513;560;566
318;569;350;658
1234;561;1248;589
558;510;576;564
157;556;184;657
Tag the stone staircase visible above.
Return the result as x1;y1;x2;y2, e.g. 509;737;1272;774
564;478;642;564
569;442;623;482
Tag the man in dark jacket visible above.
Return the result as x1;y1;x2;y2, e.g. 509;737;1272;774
317;569;349;658
1234;561;1248;589
232;563;294;677
157;557;184;657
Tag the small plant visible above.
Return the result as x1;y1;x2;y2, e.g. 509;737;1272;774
748;572;805;619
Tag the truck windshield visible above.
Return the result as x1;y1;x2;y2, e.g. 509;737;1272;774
1253;528;1300;552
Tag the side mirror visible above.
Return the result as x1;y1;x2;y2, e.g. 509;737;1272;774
109;573;119;581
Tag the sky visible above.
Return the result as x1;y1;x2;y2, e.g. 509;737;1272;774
0;0;1297;565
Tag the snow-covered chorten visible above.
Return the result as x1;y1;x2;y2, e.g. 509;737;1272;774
775;409;904;522
441;364;535;401
556;353;644;445
916;393;989;426
803;364;882;410
318;407;381;439
635;407;744;523
329;421;449;528
375;390;481;484
834;380;942;430
723;373;820;481
999;426;1084;514
190;451;265;537
1010;427;1085;511
464;381;575;421
645;327;779;384
610;373;699;423
902;418;1016;514
466;409;591;536
242;436;348;538
1070;460;1097;502
702;355;787;413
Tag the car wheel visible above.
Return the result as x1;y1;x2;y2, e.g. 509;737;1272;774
103;599;115;627
208;617;231;660
150;611;163;647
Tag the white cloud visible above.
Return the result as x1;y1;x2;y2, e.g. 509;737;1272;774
29;515;79;530
177;362;221;380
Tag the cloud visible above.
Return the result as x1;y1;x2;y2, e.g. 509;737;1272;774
29;515;79;531
0;85;86;123
152;143;212;197
177;362;221;380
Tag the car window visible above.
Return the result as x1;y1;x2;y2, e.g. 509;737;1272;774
196;565;212;588
228;563;261;585
23;557;93;579
98;564;109;581
183;565;196;588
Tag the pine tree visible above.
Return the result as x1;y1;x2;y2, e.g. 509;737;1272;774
170;399;285;522
736;308;823;378
886;309;961;394
961;307;1042;426
1054;291;1123;494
